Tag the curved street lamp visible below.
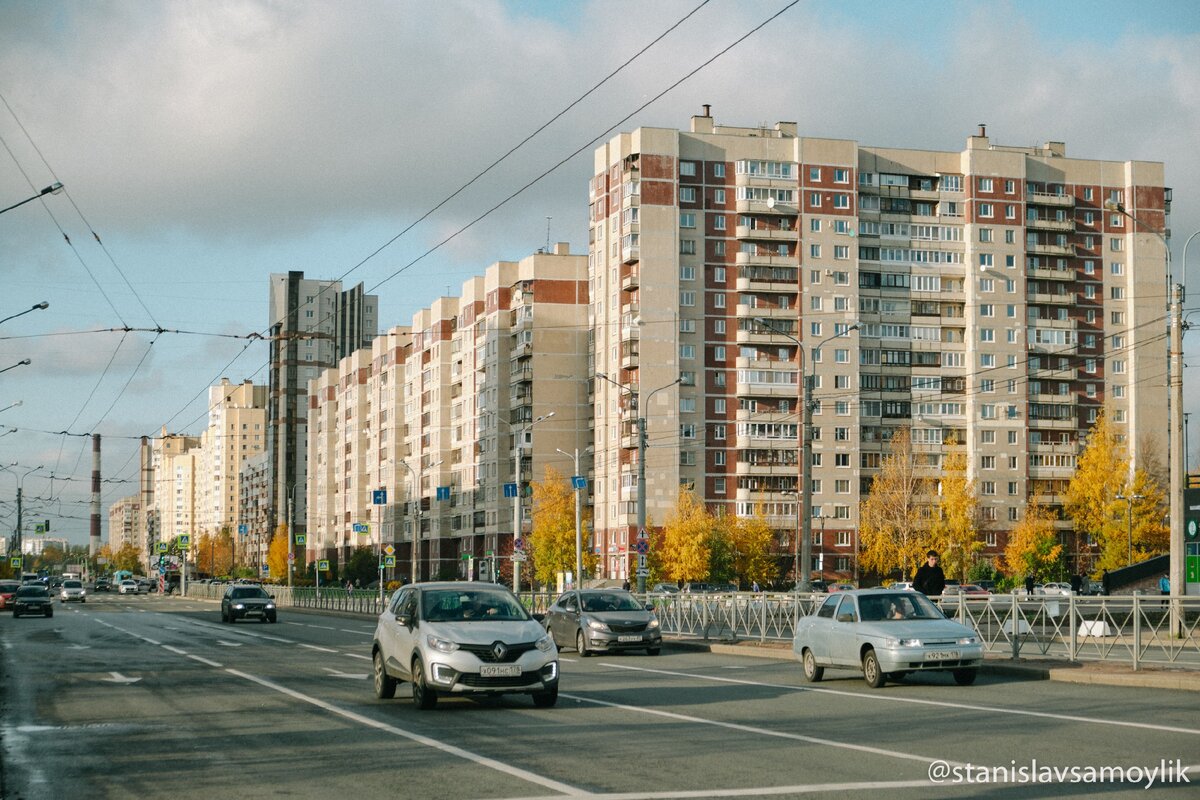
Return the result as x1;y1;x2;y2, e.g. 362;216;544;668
0;183;63;216
0;302;49;327
0;464;44;559
0;359;31;376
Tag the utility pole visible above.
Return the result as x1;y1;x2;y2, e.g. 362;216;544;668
287;492;295;590
1169;283;1185;635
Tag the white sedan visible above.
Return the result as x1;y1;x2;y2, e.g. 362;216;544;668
1039;582;1073;596
117;580;140;595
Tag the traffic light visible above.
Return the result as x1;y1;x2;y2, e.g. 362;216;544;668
1188;473;1200;489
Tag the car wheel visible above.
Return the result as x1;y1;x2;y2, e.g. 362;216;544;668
576;630;591;657
82;598;86;603
952;668;977;686
532;685;558;708
646;647;661;656
268;614;277;624
411;658;437;710
45;609;53;618
862;649;886;688
802;648;824;683
12;611;18;619
373;650;397;700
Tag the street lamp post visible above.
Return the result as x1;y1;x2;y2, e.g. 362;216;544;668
754;318;859;591
556;447;589;590
0;303;49;327
0;401;22;415
1;464;43;560
1115;492;1144;568
0;183;63;216
514;412;554;593
0;359;32;376
399;458;442;586
597;372;679;593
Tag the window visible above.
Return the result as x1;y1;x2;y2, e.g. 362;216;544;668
981;455;996;470
834;245;849;259
979;228;993;243
714;240;726;256
979;253;994;268
679;187;696;203
835;453;850;467
680;161;696;177
809;166;821;181
680;212;696;228
713;188;725;204
977;177;993;192
679;397;696;413
1110;238;1123;251
809;192;821;207
834;168;849;183
810;244;821;258
1005;179;1015;194
680;290;696;306
713;215;726;231
833;194;850;209
713;266;726;282
714;163;725;178
714;345;726;361
979;203;993;218
713;293;725;308
1111;262;1124;276
810;218;822;232
714;398;726;414
680;344;695;360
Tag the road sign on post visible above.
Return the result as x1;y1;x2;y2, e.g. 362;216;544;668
436;486;451;501
373;489;387;505
317;560;330;571
295;533;306;545
571;475;587;490
383;555;395;568
238;524;248;536
503;482;518;498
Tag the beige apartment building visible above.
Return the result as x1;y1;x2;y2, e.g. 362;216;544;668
107;495;141;552
194;379;268;538
238;450;271;575
138;428;200;574
589;112;1168;582
307;246;589;583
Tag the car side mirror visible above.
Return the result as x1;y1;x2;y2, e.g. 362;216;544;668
836;612;855;623
395;612;411;627
268;595;275;600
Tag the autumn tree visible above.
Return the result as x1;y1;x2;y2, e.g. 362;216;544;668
707;511;737;583
730;505;779;587
929;438;981;583
1063;410;1127;556
655;488;712;584
1003;494;1063;582
266;523;290;582
529;466;596;587
113;542;142;572
196;528;234;576
858;428;932;580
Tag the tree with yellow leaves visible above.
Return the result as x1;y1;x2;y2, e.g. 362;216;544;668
113;541;142;573
730;504;779;587
929;437;982;583
858;428;932;580
1003;493;1062;581
656;488;713;584
529;466;596;587
267;523;290;583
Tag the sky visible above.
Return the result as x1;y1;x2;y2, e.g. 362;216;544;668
1;0;1199;547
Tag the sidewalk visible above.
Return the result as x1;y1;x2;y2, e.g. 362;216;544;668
663;636;1200;692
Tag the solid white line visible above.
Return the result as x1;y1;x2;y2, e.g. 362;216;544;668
340;629;373;636
601;663;1200;736
559;692;956;767
162;645;188;656
300;643;337;653
470;778;942;800
343;653;372;661
225;667;588;796
187;654;224;668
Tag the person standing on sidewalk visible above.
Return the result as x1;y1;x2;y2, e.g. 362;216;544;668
912;550;945;596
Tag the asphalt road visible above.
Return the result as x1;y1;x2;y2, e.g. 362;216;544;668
1;593;1196;799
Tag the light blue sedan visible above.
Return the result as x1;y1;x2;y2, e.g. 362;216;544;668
793;590;983;688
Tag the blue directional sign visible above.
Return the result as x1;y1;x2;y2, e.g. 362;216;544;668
238;524;248;536
373;489;387;505
436;486;451;501
261;564;270;575
503;482;518;498
571;475;587;490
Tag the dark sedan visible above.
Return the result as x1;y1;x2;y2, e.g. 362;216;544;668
544;589;661;656
12;585;54;618
220;585;277;623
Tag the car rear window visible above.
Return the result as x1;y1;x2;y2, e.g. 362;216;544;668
16;586;48;597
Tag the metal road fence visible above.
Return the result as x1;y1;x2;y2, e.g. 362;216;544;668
181;583;1200;671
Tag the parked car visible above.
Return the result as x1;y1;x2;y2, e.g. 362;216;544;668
372;582;558;709
0;580;20;609
1040;582;1073;596
94;577;111;592
680;582;713;594
137;578;157;593
544;589;661;657
708;583;738;594
221;585;278;623
59;579;87;603
649;583;679;594
793;590;982;688
884;581;915;591
827;583;857;593
12;585;54;618
117;579;140;595
975;580;997;593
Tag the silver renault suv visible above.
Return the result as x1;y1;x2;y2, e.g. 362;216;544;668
372;582;558;709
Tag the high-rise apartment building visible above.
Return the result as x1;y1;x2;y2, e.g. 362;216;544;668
238;450;272;573
107;494;141;551
195;379;268;537
589;112;1168;581
140;427;200;573
307;246;589;582
268;272;378;545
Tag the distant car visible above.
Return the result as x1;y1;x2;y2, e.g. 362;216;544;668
117;580;140;595
708;583;738;594
827;583;857;593
1040;582;1073;596
793;590;982;688
888;582;915;591
12;585;54;618
94;578;111;592
137;578;157;593
976;580;997;593
680;582;713;594
544;588;661;656
0;580;19;609
959;584;991;596
372;582;559;709
221;585;278;623
59;580;87;603
649;583;679;594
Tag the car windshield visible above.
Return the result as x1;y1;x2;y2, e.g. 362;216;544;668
857;592;943;622
230;587;269;599
16;586;48;598
422;589;528;622
580;592;643;612
63;581;82;589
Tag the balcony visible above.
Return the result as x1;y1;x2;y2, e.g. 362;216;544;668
620;345;639;370
620;420;639;450
1026;242;1076;257
621;266;639;291
735;250;795;269
621;245;640;264
1027;265;1075;281
735;459;797;476
736;264;798;292
1026;291;1075;305
1026;217;1075;233
735;224;797;242
510;363;533;383
1026;190;1075;207
735;303;793;321
736;198;798;215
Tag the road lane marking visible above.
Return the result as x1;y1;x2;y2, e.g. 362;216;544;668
478;778;950;800
224;667;588;796
343;653;372;661
559;692;960;767
601;663;1200;736
216;640;243;647
300;643;338;653
102;672;141;684
323;667;369;679
163;645;188;656
187;654;224;668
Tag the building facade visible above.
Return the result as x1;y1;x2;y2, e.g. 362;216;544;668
107;495;140;552
589;113;1168;581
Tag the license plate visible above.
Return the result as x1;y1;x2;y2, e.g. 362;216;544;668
479;665;521;677
617;635;642;642
925;650;960;661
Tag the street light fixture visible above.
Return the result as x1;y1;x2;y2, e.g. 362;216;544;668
0;183;63;216
556;446;592;590
399;458;442;586
0;359;32;376
0;302;49;327
0;464;44;559
596;371;680;592
1115;492;1145;568
0;400;22;415
753;317;860;591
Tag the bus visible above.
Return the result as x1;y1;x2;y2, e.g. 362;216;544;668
113;570;134;585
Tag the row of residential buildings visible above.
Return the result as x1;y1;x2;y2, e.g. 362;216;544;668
110;112;1170;584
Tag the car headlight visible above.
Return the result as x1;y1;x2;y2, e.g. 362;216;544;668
647;618;660;629
535;633;554;652
586;618;610;632
426;634;459;653
233;603;245;610
265;603;275;609
883;637;922;648
958;636;978;645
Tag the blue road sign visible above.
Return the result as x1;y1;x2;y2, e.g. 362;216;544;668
373;489;387;505
571;475;587;490
635;539;649;555
503;482;518;498
436;486;450;501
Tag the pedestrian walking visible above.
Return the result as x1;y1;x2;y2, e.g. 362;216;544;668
751;581;761;593
1070;573;1082;595
912;550;946;596
1160;575;1170;608
1025;574;1035;597
622;580;631;591
1101;569;1111;596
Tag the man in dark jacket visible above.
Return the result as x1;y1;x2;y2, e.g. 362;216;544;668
912;550;945;596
